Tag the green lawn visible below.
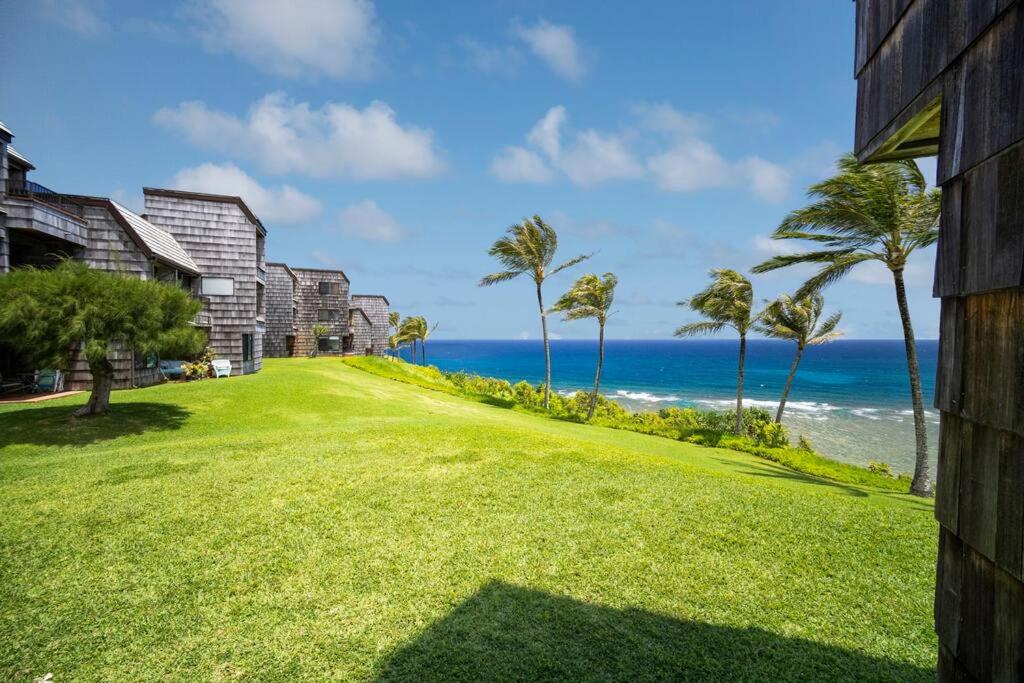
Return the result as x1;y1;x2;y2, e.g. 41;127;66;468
0;358;937;680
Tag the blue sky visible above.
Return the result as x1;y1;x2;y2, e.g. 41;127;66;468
1;1;939;340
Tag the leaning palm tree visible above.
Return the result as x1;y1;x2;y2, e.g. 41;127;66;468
479;216;589;409
751;153;940;496
552;273;618;420
675;269;756;436
757;292;843;423
387;311;402;359
397;317;421;364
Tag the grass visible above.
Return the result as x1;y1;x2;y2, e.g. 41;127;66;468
345;356;910;492
0;358;937;680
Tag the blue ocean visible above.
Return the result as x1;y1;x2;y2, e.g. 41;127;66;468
400;339;940;474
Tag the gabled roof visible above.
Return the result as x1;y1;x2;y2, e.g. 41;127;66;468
7;146;34;170
351;293;390;306
109;201;200;275
65;194;201;275
142;187;266;236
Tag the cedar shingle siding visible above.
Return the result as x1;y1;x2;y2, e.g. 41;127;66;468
143;189;265;376
350;295;390;356
291;268;349;356
854;1;1024;678
264;262;297;358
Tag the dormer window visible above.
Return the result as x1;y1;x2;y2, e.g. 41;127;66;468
318;281;340;295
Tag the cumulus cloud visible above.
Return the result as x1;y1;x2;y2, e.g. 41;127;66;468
513;20;587;81
189;0;379;79
647;140;733;192
489;147;553;183
737;157;791;202
154;93;446;180
489;106;640;187
337;200;405;243
171;163;322;223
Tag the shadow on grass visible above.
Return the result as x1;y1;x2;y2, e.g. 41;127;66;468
376;581;932;682
96;459;204;486
711;456;873;498
0;403;191;448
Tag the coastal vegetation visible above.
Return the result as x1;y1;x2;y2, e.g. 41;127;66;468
551;272;618;420
480;215;590;409
756;293;843;422
0;260;202;415
752;154;941;496
674;269;756;436
309;323;330;358
0;359;936;679
345;355;911;493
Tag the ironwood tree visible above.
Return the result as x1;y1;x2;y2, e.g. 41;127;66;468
0;260;203;416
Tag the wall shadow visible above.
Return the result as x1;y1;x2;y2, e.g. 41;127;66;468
375;581;932;682
0;403;191;448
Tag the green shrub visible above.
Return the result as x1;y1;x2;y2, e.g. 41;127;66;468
868;461;894;477
797;435;814;452
749;420;789;448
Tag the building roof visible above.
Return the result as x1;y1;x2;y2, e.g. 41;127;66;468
351;294;390;306
0;121;12;143
291;266;350;282
266;261;298;281
7;146;35;170
142;187;267;236
109;201;201;275
348;307;372;325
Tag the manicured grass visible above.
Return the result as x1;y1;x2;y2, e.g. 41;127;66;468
345;356;910;492
1;358;937;680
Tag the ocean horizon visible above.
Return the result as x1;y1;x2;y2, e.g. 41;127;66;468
399;338;940;475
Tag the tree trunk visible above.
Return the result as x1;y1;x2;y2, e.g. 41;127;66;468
776;344;804;423
587;322;605;421
893;268;932;497
537;280;551;410
734;333;746;436
75;357;113;416
421;338;427;365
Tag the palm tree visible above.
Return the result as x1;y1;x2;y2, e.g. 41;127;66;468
751;153;940;496
552;273;618;420
757;293;843;423
397;317;420;364
417;317;438;365
675;269;756;436
388;311;402;359
479;215;590;409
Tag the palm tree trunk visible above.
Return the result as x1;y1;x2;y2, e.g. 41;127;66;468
893;267;932;496
734;333;746;436
587;322;605;421
776;344;804;423
421;337;427;365
537;280;551;410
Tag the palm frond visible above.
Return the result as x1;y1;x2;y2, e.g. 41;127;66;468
548;253;592;278
795;253;879;297
674;320;727;337
751;249;854;274
478;270;522;287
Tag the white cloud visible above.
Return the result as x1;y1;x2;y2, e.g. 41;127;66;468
513;20;587;81
752;234;798;256
337;200;405;243
460;38;522;76
171;163;322;223
739;157;791;202
155;93;445;180
490;106;640;188
517;330;530;340
311;250;340;268
40;0;106;37
647;140;733;192
489;147;553;183
559;130;643;187
190;0;378;79
527;106;567;160
492;104;789;199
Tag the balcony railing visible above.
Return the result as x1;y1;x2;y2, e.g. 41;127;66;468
256;265;267;283
4;178;85;217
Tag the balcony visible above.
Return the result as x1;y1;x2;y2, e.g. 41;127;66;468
4;179;85;218
256;265;266;284
2;179;88;249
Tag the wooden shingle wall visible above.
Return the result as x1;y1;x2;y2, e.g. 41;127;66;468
143;192;262;375
855;0;1024;678
264;263;296;358
349;309;372;355
350;295;390;356
292;268;349;356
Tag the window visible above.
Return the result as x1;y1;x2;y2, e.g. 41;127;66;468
134;351;158;370
318;281;340;295
318;309;341;322
317;336;341;353
242;333;254;362
201;277;234;296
